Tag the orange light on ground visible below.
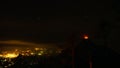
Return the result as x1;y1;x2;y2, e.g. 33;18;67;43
30;52;34;55
84;35;89;39
38;53;42;56
15;49;18;51
0;54;3;57
35;48;40;51
3;53;19;58
21;53;25;56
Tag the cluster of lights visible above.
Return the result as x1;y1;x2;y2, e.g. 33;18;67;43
0;53;19;58
0;57;15;68
0;47;63;68
4;53;19;58
0;47;62;58
19;48;45;56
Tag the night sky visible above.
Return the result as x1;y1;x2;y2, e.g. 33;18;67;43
0;0;120;52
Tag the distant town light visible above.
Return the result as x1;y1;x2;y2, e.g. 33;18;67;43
8;64;12;67
4;66;8;68
27;50;30;52
35;48;39;51
0;54;3;57
21;53;25;56
3;53;19;58
15;49;18;52
30;53;34;55
38;53;42;56
40;51;44;54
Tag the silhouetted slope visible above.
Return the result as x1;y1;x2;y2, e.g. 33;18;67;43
74;39;120;68
58;39;120;68
92;45;120;68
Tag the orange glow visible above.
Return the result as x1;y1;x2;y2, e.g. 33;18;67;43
84;35;89;39
89;61;92;68
3;53;19;58
21;53;25;56
38;53;42;55
30;52;34;55
35;48;39;51
0;54;3;57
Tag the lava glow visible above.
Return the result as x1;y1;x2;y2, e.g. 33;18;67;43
84;35;89;39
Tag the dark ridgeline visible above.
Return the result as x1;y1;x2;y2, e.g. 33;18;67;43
59;36;120;68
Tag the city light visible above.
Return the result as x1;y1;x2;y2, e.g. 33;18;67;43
0;47;62;58
0;54;3;57
35;48;40;51
21;53;25;56
38;53;42;56
30;52;34;55
3;53;19;58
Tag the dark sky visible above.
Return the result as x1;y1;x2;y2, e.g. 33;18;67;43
0;0;119;50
